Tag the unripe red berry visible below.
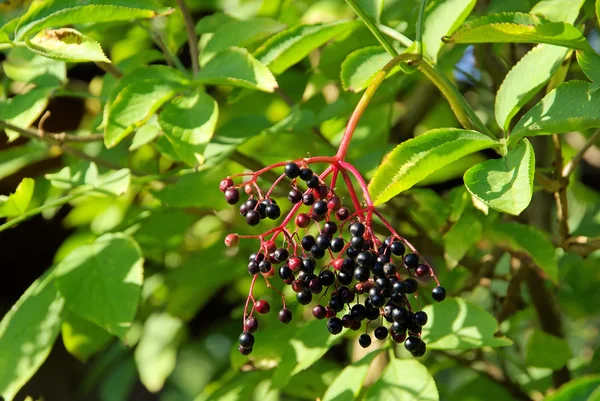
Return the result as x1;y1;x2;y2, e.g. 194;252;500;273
295;213;311;228
288;257;302;271
415;264;430;277
255;300;270;314
336;207;350;221
327;196;342;211
312;305;327;319
325;306;335;318
225;233;239;247
244;184;253;195
264;240;276;253
219;178;234;192
244;316;259;333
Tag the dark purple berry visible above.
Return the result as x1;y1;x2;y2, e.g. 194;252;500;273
404;254;419;269
390;241;405;256
432;286;446;302
404;336;423;352
301;235;316;251
244;317;259;333
358;333;371;348
319;270;335;286
285;162;300;179
365;306;380;320
337;270;353;285
313;305;327;319
248;261;259;275
311;244;325;259
239;203;248;216
412;341;426;357
302;193;315;205
278;308;293;323
383;263;398;276
279;265;292;280
309;278;323;294
350;304;367;321
239;332;254;348
323;221;337;235
302;257;316;273
335;207;350;220
414;311;428;326
299;168;313;181
330;237;344;253
327;317;343;334
295;213;311;228
313;200;327;215
328;296;344;312
296;289;312;305
392;307;408;323
288;189;302;204
374;326;388;340
245;210;260;226
349;222;365;237
327;196;342;211
306;175;320;188
353;266;369;282
415;264;430;277
225;188;240;204
238;345;252;355
266;204;281;219
404;278;418;294
316;234;331;250
273;248;289;262
350;235;365;249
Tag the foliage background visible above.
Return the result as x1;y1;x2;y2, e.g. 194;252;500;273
1;0;600;401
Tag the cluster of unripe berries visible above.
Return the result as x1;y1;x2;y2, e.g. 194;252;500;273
220;162;446;357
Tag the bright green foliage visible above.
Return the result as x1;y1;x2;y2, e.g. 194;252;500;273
26;28;110;62
369;129;498;205
464;139;535;215
341;46;398;91
0;141;49;181
61;310;112;362
2;47;66;86
45;162;130;196
365;359;439;401
576;51;600;93
421;297;512;349
0;86;54;141
54;233;143;339
0;177;35;218
322;349;383;401
526;330;572;369
443;211;482;268
448;12;592;51
545;376;600;401
530;0;584;24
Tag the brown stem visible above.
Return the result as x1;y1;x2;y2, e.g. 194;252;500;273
0;120;104;143
562;128;600;177
552;134;569;244
176;0;199;76
95;62;123;78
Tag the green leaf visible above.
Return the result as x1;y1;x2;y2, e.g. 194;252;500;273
356;0;383;23
421;297;512;349
199;17;286;66
545;375;600;401
486;222;558;282
447;12;592;51
0;177;35;218
576;51;600;93
45;162;131;196
530;0;584;24
0;86;54;141
26;28;110;63
443;212;483;268
195;47;278;92
495;44;569;131
2;47;66;86
509;81;600;145
0;269;64;401
597;0;600;26
134;313;185;393
525;330;572;369
194;12;236;34
0;141;49;181
422;0;476;62
369;129;499;206
340;46;405;92
61;310;112;362
54;233;144;339
365;359;439;401
158;90;219;166
254;20;359;75
464;139;535;215
322;349;383;401
129;115;160;150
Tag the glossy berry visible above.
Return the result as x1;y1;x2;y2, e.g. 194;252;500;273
244;317;259;333
313;305;327;319
255;300;270;314
392;307;408;323
313;200;328;215
404;278;418;294
404;254;419;269
301;235;316;251
288;189;302;204
319;270;335;286
285;162;300;178
337;270;353;285
330;237;344;253
358;334;372;348
354;266;370;282
370;293;385;307
316;185;328;199
248;252;264;262
279;265;292;280
383;263;398;276
239;332;255;348
412;342;426;357
349;222;365;237
327;196;342;211
238;345;252;355
273;248;289;262
316;234;331;250
323;221;337;235
350;236;365;249
292;280;305;293
302;257;316;273
302;193;315;205
245;198;258;210
278;308;293;323
309;278;323;294
295;213;311;228
365;306;380;321
346;246;359;259
245;210;260;226
239;203;248;216
297;289;312;305
327;317;343;334
299;168;313;181
341;314;353;328
390;241;406;256
225;188;240;205
311;245;325;259
414;311;428;326
258;260;271;273
219;178;234;192
350;304;367;321
432;286;447;302
415;264;430;277
265;204;281;219
328;296;345;312
404;336;423;353
356;251;374;266
336;207;350;220
374;326;389;340
306;175;320;188
391;330;407;343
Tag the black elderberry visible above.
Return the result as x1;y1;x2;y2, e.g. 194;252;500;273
350;236;365;249
239;332;255;348
244;317;259;333
356;251;374;266
316;234;331;250
299;168;313;181
391;330;406;343
374;326;389;340
404;278;418;294
313;200;328;215
412;341;426;357
414;311;428;326
245;210;260;226
302;193;315;205
328;296;345;312
404;336;423;353
383;304;393;318
266;204;281;219
327;317;343;334
285;162;300;179
335;207;350;220
238;346;253;355
349;222;365;237
288;189;302;204
279;265;292;280
247;261;260;275
278;308;293;324
274;248;289;263
383;263;398;276
239;203;248;216
327;196;342;211
390;291;404;305
390;241;406;256
292;280;305;293
330;237;344;253
432;286;446;302
303;273;317;286
323;221;337;235
258;260;271;274
301;235;316;251
257;202;267;219
377;253;390;264
346;246;359;259
297;289;313;305
341;257;356;271
245;198;258;210
340;287;355;303
319;270;335;286
392;321;407;334
350;320;361;331
297;271;308;282
392;281;405;293
309;278;323;294
225;187;240;205
307;175;320;188
337;270;353;285
316;185;328;199
311;244;325;259
375;277;390;290
404;253;419;269
313;305;327;319
372;262;385;277
415;264;430;277
301;256;316;272
358;333;372;348
392;307;408;323
370;293;385;307
350;304;367;321
353;266;370;282
365;306;380;320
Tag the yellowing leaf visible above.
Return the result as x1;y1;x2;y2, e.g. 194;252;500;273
26;28;110;63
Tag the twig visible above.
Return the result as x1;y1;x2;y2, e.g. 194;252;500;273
552;134;570;245
0;120;104;143
95;62;123;78
176;0;199;76
497;260;528;323
562;128;600;177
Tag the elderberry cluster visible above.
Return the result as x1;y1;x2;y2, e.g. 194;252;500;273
220;161;446;358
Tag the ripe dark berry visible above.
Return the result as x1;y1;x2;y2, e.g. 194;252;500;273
377;253;390;264
225;187;240;204
392;321;406;333
339;287;355;303
288;189;302;204
219;178;234;192
337;270;353;285
327;317;343;334
330;237;344;253
266;204;281;219
239;332;255;348
311;245;325;259
245;210;260;226
257;202;267;219
313;200;328;215
365;306;380;320
309;278;323;294
244;317;259;333
335;207;350;221
247;261;259;275
356;251;374;266
319;270;335;286
392;307;408;323
328;296;344;312
302;257;316;273
278;308;293;323
301;235;316;251
412;341;426;357
245;198;258;210
392;281;405;294
350;235;365;249
316;185;328;199
432;286;447;302
404;278;418;294
391;329;407;343
255;300;270;314
358;334;371;348
299;168;313;181
374;326;389;340
350;304;367;321
316;234;331;250
414;311;428;326
327;196;342;211
383;263;398;276
353;266;370;282
295;213;311;228
372;262;385;277
238;345;252;355
349;222;365;237
285;162;300;178
302;193;315;205
390;241;405;256
248;252;264;262
404;254;419;269
350;320;361;331
346;246;359;259
297;289;312;305
415;264;430;277
323;221;337;235
370;293;385;307
404;336;423;353
273;248;289;262
239;203;248;216
313;305;327;319
258;260;271;274
341;257;356;271
342;314;353;328
279;265;292;280
306;175;320;188
292;280;305;293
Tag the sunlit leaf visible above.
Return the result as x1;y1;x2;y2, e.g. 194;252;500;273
323;349;383;401
576;51;600;93
0;177;35;218
365;359;439;401
61;310;112;362
26;28;110;63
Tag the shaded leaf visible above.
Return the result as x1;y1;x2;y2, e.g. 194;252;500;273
447;12;592;51
544;375;600;401
26;28;110;63
443;211;482;268
340;46;404;92
0;86;54;141
369;129;499;206
525;330;572;369
2;47;66;86
54;233;144;339
0;177;35;218
576;51;600;93
365;359;439;401
421;297;512;349
61;310;112;362
0;141;49;181
464;139;535;215
194;12;236;34
129;115;160;150
323;349;383;401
